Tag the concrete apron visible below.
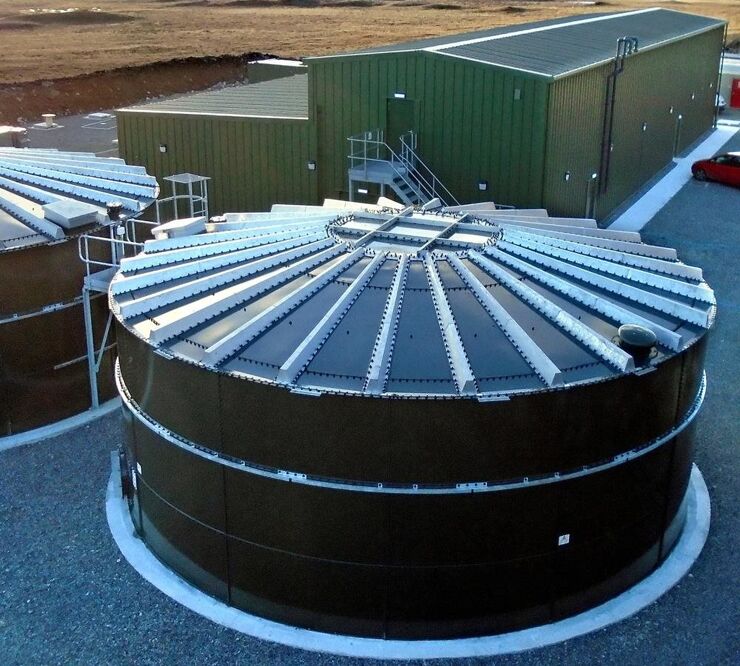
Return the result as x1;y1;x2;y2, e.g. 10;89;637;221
0;398;120;453
106;454;711;660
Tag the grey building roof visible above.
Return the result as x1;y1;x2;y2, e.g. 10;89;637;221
308;8;725;78
118;74;309;120
110;203;714;399
0;148;158;252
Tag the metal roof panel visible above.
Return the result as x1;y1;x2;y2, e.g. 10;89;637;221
0;148;158;252
111;204;715;398
308;9;724;78
118;74;309;119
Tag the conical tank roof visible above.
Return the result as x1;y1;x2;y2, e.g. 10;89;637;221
110;204;715;398
0;148;159;252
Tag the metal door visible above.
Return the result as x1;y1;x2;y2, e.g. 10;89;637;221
386;98;416;154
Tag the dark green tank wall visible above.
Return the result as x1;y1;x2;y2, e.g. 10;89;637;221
115;324;706;638
0;236;116;434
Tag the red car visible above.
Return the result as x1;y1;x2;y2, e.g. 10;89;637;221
691;151;740;187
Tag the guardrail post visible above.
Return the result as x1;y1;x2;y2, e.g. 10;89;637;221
82;286;99;409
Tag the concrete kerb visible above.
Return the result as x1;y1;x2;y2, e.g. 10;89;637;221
608;126;737;232
0;398;120;453
106;456;711;660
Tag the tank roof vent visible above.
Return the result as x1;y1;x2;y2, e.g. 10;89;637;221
618;323;658;362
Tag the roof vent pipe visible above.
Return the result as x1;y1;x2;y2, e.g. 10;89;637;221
107;201;124;222
618;323;657;363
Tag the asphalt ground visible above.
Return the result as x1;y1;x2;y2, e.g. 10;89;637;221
1;134;738;666
23;112;119;156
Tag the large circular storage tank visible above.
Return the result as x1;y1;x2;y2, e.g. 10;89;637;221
0;148;158;434
112;206;715;639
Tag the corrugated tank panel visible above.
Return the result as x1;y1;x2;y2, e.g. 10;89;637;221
116;113;317;214
310;52;549;208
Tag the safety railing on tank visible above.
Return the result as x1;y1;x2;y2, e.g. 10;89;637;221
77;230;143;278
156;173;210;226
74;173;210;412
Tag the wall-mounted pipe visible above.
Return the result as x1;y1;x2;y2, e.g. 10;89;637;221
599;37;639;194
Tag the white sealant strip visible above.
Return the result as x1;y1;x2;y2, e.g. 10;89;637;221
0;398;120;452
107;459;711;660
609;126;737;232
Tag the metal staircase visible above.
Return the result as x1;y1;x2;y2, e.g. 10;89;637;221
348;130;459;206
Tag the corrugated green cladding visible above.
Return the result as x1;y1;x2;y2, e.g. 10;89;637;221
117;113;316;213
309;52;549;208
542;64;608;218
116;10;724;220
544;26;725;218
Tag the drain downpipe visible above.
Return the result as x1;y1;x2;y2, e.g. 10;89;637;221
599;36;639;195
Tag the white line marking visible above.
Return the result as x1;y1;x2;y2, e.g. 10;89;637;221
425;8;659;52
117;109;308;120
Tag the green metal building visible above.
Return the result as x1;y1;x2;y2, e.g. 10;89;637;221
117;75;315;213
117;8;725;219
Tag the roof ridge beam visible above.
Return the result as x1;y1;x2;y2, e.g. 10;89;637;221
496;219;644;242
0;156;157;188
123;224;326;271
0;195;64;241
504;233;714;304
116;232;327;293
469;253;634;372
142;222;326;254
496;241;712;327
114;238;334;318
0;165;143;212
499;223;679;260
502;226;701;280
202;248;366;366
424;255;477;395
365;256;409;394
143;246;346;344
483;246;683;351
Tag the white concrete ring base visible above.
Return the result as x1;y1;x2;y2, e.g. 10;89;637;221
0;398;120;453
106;457;711;660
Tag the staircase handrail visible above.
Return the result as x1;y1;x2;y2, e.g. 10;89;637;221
347;130;427;203
399;132;459;206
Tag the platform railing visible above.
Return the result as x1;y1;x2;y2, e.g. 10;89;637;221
399;131;460;207
347;130;426;203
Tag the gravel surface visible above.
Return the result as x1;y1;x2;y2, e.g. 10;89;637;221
1;134;738;666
